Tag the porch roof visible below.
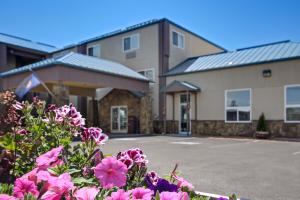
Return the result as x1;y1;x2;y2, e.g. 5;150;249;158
163;80;201;93
0;52;150;95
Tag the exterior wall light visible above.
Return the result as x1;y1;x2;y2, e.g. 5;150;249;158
262;69;272;77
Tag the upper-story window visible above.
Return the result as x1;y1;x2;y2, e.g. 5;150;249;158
225;89;251;123
87;44;101;57
285;85;300;123
172;30;185;49
138;68;154;81
123;34;139;52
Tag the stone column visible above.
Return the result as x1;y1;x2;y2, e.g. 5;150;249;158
52;81;69;106
139;93;153;134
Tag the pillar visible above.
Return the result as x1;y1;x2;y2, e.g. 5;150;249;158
139;93;153;134
52;81;69;106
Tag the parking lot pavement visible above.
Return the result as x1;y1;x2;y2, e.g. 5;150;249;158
102;136;300;200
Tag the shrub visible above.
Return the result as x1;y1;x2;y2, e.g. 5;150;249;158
256;113;268;132
0;92;236;200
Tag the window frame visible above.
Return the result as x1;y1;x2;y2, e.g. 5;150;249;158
171;30;185;49
110;105;128;133
137;68;155;82
122;33;140;52
224;88;252;123
284;84;300;123
87;44;101;57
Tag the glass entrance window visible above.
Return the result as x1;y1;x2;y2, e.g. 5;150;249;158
179;94;191;134
111;106;128;132
285;85;300;122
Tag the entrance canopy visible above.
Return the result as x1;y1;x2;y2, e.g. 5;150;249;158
163;80;200;94
0;52;150;96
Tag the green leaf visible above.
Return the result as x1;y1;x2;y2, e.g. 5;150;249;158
66;168;81;174
0;134;15;150
72;177;95;185
155;191;160;200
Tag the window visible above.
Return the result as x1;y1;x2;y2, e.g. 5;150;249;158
225;89;251;122
111;106;128;132
138;69;154;81
285;85;300;122
87;45;101;57
123;34;139;52
172;31;184;49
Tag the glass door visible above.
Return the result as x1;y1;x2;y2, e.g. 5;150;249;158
111;106;128;133
179;94;190;135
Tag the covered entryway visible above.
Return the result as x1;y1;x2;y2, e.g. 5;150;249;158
163;80;200;135
0;52;152;133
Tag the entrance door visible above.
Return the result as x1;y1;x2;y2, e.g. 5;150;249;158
179;94;190;134
111;106;128;133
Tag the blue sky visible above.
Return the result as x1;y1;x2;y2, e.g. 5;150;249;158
1;0;300;50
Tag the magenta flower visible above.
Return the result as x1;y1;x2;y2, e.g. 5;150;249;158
73;187;99;200
117;148;148;169
36;146;63;169
13;178;39;199
159;192;189;200
16;129;28;135
0;194;16;200
94;157;127;189
105;189;130;200
53;104;85;127
175;176;194;190
41;173;74;200
82;127;108;145
129;187;153;200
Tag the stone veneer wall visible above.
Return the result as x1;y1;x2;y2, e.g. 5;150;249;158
98;89;141;133
191;120;300;138
153;120;179;134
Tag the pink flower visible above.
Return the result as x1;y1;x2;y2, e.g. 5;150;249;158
117;148;148;169
41;173;74;200
16;129;28;135
105;189;129;200
73;187;99;200
12;102;23;110
36;146;63;169
82;127;108;145
175;177;194;190
94;157;127;189
13;178;39;199
0;194;16;200
22;168;39;183
159;192;189;200
129;187;153;200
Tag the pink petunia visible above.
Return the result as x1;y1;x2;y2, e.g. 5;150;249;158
0;194;16;200
73;187;99;200
159;192;189;200
41;173;74;200
13;178;39;199
129;187;153;200
94;157;127;189
105;189;130;200
175;177;194;190
36;146;63;169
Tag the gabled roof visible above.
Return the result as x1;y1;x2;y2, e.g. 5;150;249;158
53;18;225;53
162;80;201;93
0;52;149;81
0;33;57;53
166;40;300;76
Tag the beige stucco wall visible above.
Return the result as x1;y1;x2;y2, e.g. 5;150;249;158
168;24;224;69
166;59;300;121
51;47;78;57
85;24;160;117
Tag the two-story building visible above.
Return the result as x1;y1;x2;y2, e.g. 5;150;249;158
1;18;300;137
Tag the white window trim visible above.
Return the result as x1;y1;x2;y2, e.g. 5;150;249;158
87;44;101;57
224;88;252;123
178;93;191;135
122;33;140;52
110;105;128;133
171;30;185;49
137;68;155;81
284;84;300;123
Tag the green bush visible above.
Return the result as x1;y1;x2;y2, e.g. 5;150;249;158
257;113;267;132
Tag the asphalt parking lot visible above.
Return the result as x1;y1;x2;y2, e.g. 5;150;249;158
102;136;300;200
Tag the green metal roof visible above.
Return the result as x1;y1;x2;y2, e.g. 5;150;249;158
166;40;300;76
0;52;149;81
0;33;57;53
